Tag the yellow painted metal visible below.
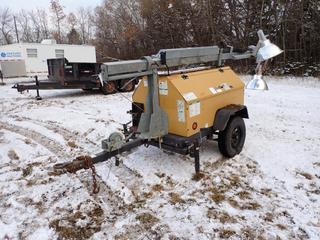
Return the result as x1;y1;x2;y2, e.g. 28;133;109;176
132;67;244;137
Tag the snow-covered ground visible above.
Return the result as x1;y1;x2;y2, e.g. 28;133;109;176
0;76;319;239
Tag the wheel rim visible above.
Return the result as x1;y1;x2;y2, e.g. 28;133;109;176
231;127;241;148
121;80;133;91
105;82;116;93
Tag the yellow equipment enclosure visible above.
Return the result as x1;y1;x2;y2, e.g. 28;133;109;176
132;67;244;137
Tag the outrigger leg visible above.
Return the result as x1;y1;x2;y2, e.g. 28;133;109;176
193;141;200;173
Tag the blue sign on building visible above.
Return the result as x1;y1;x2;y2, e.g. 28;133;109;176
0;51;22;59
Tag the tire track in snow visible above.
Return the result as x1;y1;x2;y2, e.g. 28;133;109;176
0;121;69;160
10;115;146;199
1;119;170;236
0;120;131;232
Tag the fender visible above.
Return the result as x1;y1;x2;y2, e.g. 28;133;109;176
213;104;249;131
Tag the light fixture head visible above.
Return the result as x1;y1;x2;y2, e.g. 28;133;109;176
246;74;269;91
256;30;283;62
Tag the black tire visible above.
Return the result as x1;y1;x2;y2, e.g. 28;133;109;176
119;79;135;92
218;116;246;158
101;81;117;95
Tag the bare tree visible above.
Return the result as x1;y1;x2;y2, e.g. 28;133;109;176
17;10;33;42
0;7;13;44
50;0;66;43
28;8;50;42
77;7;94;44
37;9;50;39
66;13;81;44
67;12;77;29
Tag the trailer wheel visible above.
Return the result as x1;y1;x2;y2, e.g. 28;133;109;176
218;116;246;158
119;79;135;92
101;81;117;94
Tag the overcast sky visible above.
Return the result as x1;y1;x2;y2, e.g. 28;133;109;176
2;0;102;13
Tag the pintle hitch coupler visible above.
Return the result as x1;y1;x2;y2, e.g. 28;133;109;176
53;155;94;174
53;155;100;193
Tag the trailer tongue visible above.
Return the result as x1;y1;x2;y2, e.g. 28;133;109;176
53;30;282;190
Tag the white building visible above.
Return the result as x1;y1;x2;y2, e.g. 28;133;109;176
0;39;96;77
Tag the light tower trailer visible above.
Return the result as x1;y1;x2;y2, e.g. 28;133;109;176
54;30;282;176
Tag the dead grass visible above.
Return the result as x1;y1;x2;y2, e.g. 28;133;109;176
242;201;261;210
218;229;236;239
49;201;103;240
218;211;237;224
191;172;205;181
24;138;32;144
135;212;159;226
8;149;19;160
20;197;45;215
142;191;153;198
228;198;261;210
169;192;185;205
297;171;313;180
241;227;258;240
236;190;251;200
227;174;241;187
210;192;225;204
276;224;287;230
26;179;37;187
152;184;164;192
12;166;22;172
165;176;175;187
67;141;77;148
22;165;33;177
114;234;130;240
260;188;273;197
207;187;225;204
155;172;166;178
263;212;274;222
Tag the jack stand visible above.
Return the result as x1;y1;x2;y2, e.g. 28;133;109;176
115;156;120;166
193;141;200;173
36;90;42;100
35;76;42;100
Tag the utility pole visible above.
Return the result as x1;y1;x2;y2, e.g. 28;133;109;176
13;16;19;43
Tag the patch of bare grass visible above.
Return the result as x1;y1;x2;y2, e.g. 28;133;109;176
8;149;19;160
169;192;185;205
152;184;164;192
219;229;236;239
67;141;77;148
191;172;205;181
236;190;251;200
22;165;33;177
210;189;226;204
297;171;313;180
135;212;159;229
49;201;103;240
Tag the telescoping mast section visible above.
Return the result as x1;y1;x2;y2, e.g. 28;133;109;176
54;30;282;177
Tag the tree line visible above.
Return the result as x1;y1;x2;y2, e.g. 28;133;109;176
0;1;93;46
1;0;319;71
